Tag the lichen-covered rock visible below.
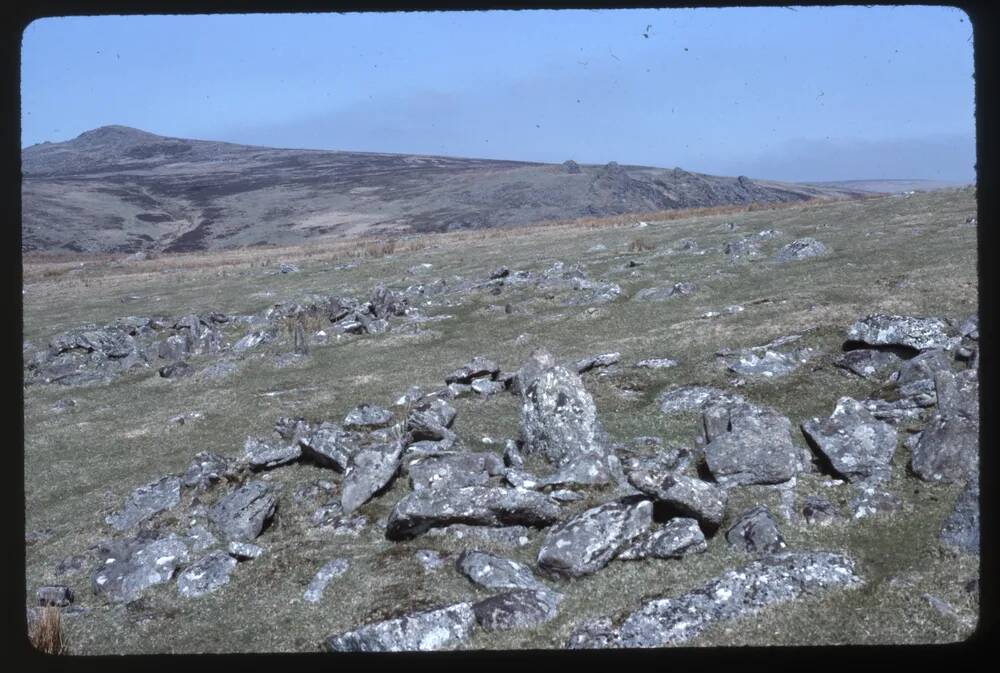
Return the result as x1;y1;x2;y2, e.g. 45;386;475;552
406;398;458;442
445;356;500;384
720;348;809;378
92;533;191;604
834;349;902;380
242;436;302;471
617;517;707;560
324;602;476;652
182;452;231;489
340;443;403;514
208;481;277;541
801;397;897;483
537;498;652;577
725;506;786;554
386;486;560;540
303;558;350;603
159;361;194;379
105;476;181;532
801;496;840;526
613;552;862;647
573;352;621;374
342;403;394;430
472;589;562;632
177;551;238;598
299;422;358;471
424;523;533;548
911;369;979;483
657;385;745;415
846;314;955;351
408;452;502;492
518;350;608;467
634;357;679;370
703;403;799;487
774;238;828;262
632;283;694;302
456;550;549;593
565;617;618;649
626;471;727;529
939;478;979;554
227;541;263;561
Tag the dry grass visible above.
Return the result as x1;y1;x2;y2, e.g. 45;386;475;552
628;237;656;253
27;607;65;655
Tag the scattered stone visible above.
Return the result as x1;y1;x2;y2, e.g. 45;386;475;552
208;481;277;541
703;403;799;487
725;506;786;554
939;478;979;554
958;314;978;340
424;524;533;548
227;541;263;561
566;617;618;649
406;398;457;442
303;559;350;603
386;486;560;540
92;533;191;604
473;589;561;632
911;369;979;483
848;484;901;519
471;378;506;396
105;476;181;532
54;554;88;576
445;356;500;384
340;443;403;514
184;524;218;552
37;585;74;607
537;498;652;577
801;397;897;483
409;452;502;492
549;489;585;503
278;262;300;274
519;351;608;467
723;237;760;262
182;452;231;489
720;347;811;378
50;398;77;413
617;517;707;560
657;385;745;415
626;471;727;529
198;360;240;381
243;436;302;471
415;549;449;571
834;349;901;380
310;502;345;527
774;238;828;262
633;283;695;301
232;330;274;354
923;593;957;618
503;439;525;469
612;552;862;648
324;602;476;652
176;551;238;598
846;314;954;352
299;422;358;471
343;404;394;430
634;358;678;369
456;550;549;593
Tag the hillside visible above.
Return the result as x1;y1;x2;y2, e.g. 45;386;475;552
22;126;864;254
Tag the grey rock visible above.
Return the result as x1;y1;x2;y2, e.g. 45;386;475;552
774;237;828;262
473;589;561;632
801;496;840;526
566;617;618;649
198;359;240;381
274;415;310;441
208;481;277;541
848;483;902;519
227;541;263;561
723;236;761;261
184;524;218;552
958;314;978;340
386;486;560;540
657;385;745;415
503;439;525;469
303;558;350;603
720;348;806;378
573;352;621;374
703;403;799;486
92;533;191;604
939;478;979;554
182;452;231;489
519;352;607;467
424;523;533;548
861;397;928;425
278;262;299;273
834;349;901;380
415;549;449;571
177;551;238;598
105;476;181;531
25;528;55;546
37;585;74;607
445;356;500;384
343;404;394;430
341;443;403;514
614;552;862;647
456;550;549;592
309;502;345;527
627;471;727;529
54;554;88;576
911;369;978;483
324;602;476;652
633;282;695;301
406;398;457;441
549;489;585;503
232;329;274;354
50;398;77;413
634;357;679;369
846;314;955;351
537;499;652;577
801;397;897;483
617;517;707;560
159;361;194;379
471;378;505;396
725;506;786;554
158;335;190;361
409;452;500;492
243;436;302;471
299;422;359;471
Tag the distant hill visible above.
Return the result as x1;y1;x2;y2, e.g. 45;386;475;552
21;125;866;254
803;179;972;194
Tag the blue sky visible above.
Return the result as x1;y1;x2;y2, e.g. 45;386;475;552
21;6;976;182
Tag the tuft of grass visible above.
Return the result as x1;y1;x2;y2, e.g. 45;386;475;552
27;607;65;655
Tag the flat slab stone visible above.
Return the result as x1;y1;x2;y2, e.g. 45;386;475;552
92;533;191;604
774;238;828;262
911;369;979;483
303;559;350;603
105;476;181;532
725;506;786;554
834;349;902;380
182;452;231;489
177;551;238;598
634;358;679;370
939;478;979;554
846;314;954;351
703;403;799;487
324;602;476;652
243;436;302;470
299;422;359;471
801;397;897;483
456;550;549;592
626;471;727;529
657;385;745;415
387;486;560;540
537;498;653;577
408;452;501;492
617;517;707;561
472;589;562;632
340;443;403;514
208;481;277;541
342;404;394;430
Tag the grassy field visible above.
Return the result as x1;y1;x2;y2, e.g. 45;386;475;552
22;187;978;652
